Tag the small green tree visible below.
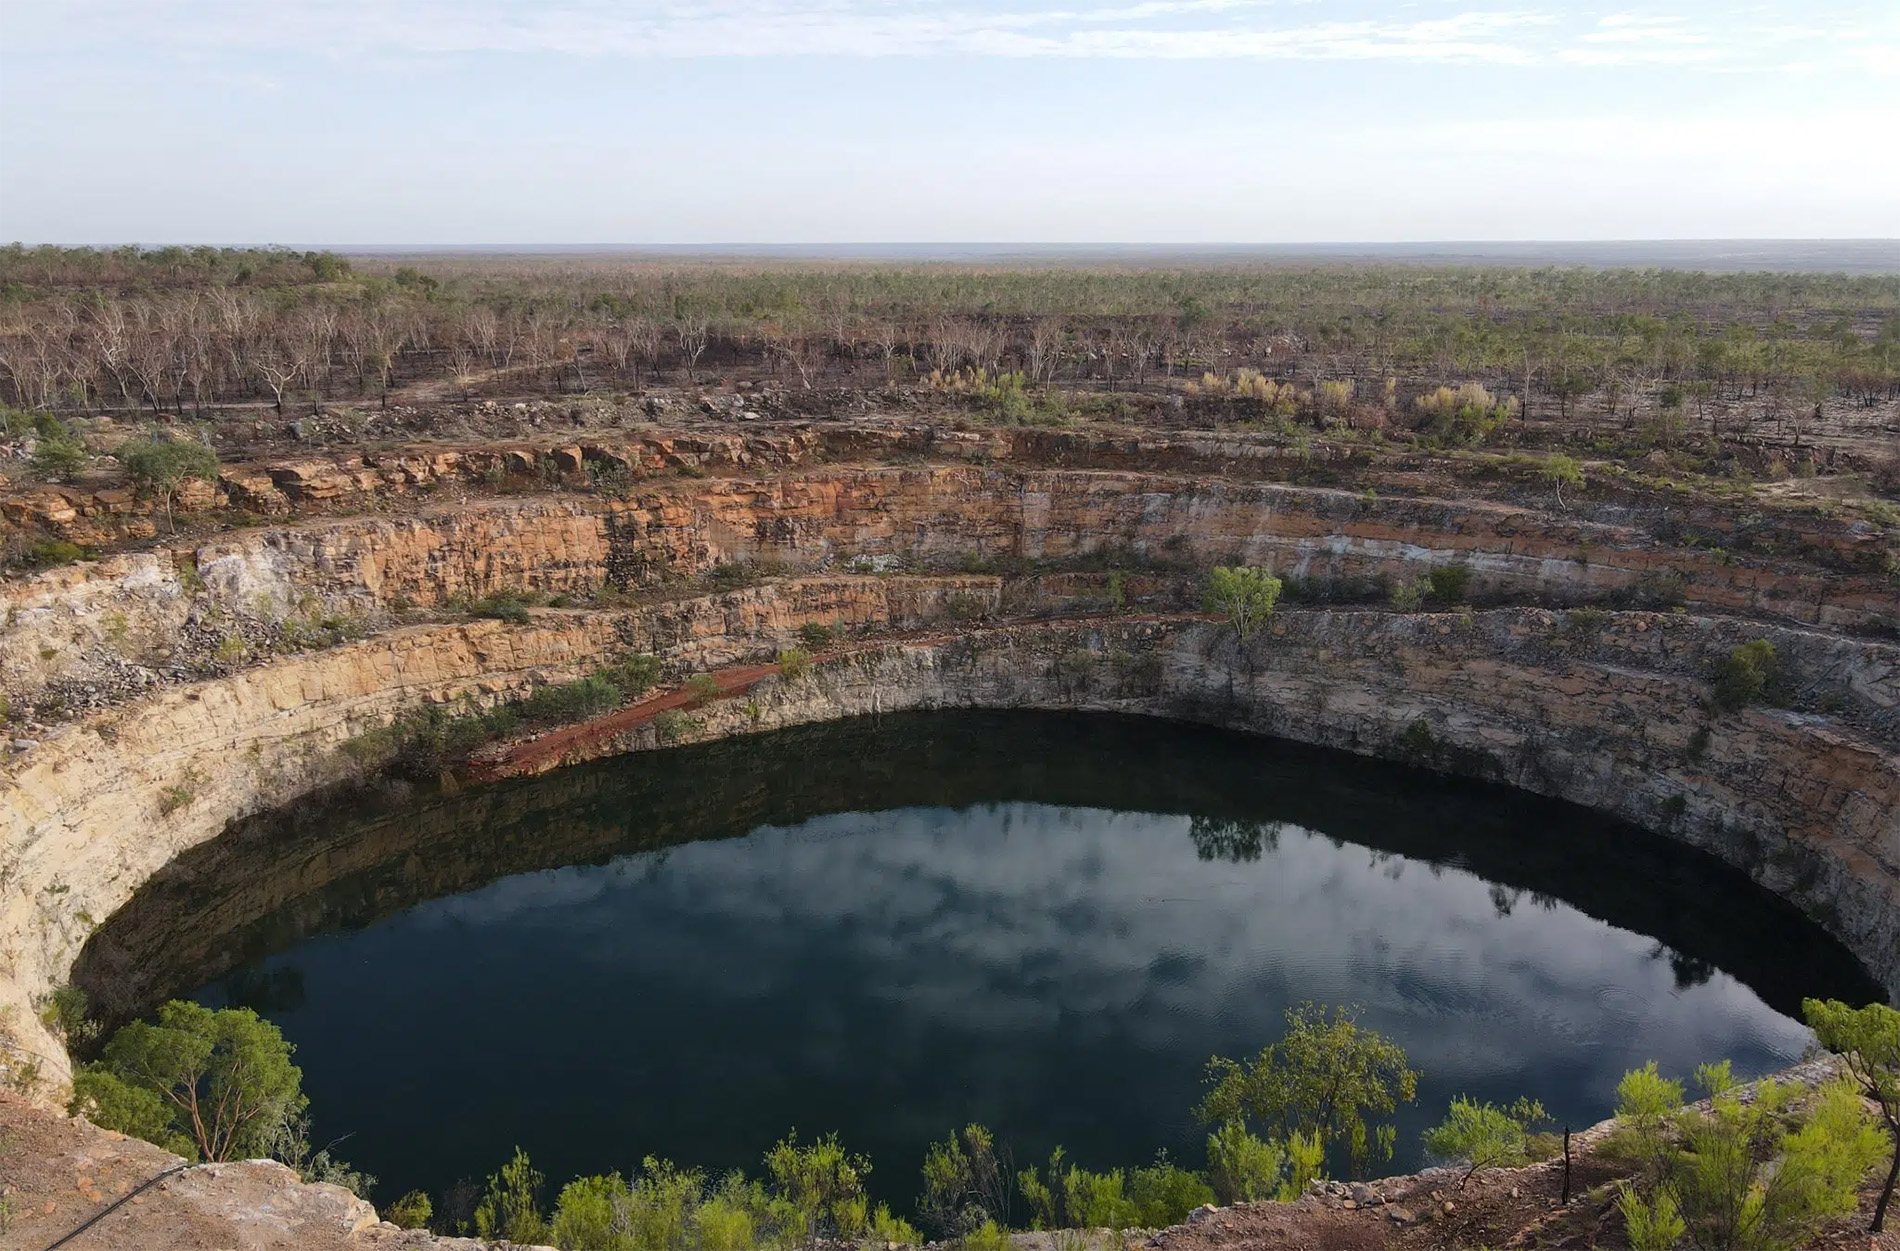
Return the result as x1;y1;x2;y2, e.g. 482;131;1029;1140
1197;1003;1419;1177
1203;566;1283;641
69;1000;304;1162
118;438;219;533
1804;998;1900;1232
1542;454;1583;509
1714;639;1778;711
474;1147;548;1245
28;417;89;483
1421;1095;1550;1187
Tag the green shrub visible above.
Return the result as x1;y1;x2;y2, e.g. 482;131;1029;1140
1128;1154;1215;1227
1414;383;1518;446
599;654;661;699
1206;1121;1284;1204
707;561;762;591
1421;1095;1551;1186
1803;998;1900;1233
777;647;812;680
1714;639;1778;710
765;1131;872;1242
696;1189;760;1251
920;1124;1008;1238
686;673;723;705
521;676;621;725
475;1147;549;1245
1607;1059;1885;1251
652;709;699;744
1424;564;1472;604
1618;1184;1686;1251
551;1173;625;1250
385;1190;433;1230
37;983;100;1049
957;1218;1012;1251
797;621;837;650
25;538;88;567
471;590;534;625
29;418;89;482
118;437;219;531
869;1202;921;1246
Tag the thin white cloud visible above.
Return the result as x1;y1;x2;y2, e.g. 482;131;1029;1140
10;0;1892;72
0;0;1785;66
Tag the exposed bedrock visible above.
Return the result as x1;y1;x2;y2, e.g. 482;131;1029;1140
3;581;1898;1091
5;466;1894;706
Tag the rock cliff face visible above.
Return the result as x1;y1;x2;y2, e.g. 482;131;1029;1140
4;582;1899;1092
5;464;1890;708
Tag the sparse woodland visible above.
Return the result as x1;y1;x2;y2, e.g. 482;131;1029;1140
3;245;1897;454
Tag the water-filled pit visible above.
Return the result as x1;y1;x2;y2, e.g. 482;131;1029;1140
79;711;1881;1207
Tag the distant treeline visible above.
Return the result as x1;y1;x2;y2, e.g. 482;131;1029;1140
2;243;1897;419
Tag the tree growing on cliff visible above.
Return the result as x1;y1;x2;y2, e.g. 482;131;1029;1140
1713;639;1778;710
69;1000;304;1162
1203;566;1282;642
1804;998;1900;1232
1197;1003;1419;1178
119;437;219;533
1542;454;1584;510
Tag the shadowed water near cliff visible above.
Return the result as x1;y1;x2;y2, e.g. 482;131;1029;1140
79;711;1881;1209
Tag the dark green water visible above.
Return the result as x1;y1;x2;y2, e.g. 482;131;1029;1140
79;711;1881;1209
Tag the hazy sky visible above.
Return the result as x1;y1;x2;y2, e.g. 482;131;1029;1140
4;0;1895;244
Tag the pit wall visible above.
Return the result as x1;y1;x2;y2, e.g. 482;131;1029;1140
3;587;1899;1094
5;465;1894;707
7;422;1885;568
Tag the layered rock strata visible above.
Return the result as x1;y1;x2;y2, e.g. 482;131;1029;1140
6;465;1891;708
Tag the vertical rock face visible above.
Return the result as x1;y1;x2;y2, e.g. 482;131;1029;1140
2;590;1897;1094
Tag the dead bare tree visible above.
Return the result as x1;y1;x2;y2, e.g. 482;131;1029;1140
676;318;710;383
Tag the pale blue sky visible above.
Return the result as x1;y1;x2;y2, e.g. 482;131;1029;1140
3;0;1894;244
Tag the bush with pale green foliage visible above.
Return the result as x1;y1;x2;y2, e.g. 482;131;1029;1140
1017;1147;1212;1232
1202;566;1283;641
1421;1095;1552;1186
1608;1058;1886;1251
1414;383;1519;445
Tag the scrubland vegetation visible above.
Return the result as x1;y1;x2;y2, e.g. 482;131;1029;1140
2;245;1895;442
46;986;1900;1250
